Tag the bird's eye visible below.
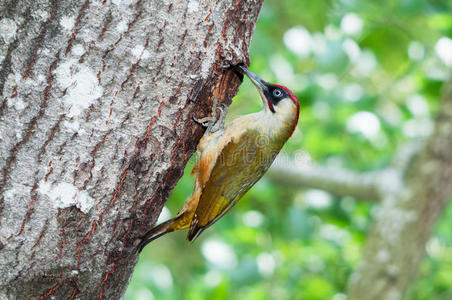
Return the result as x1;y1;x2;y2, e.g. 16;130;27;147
273;89;282;97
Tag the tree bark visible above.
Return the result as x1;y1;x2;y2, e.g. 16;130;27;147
347;78;452;300
0;0;262;298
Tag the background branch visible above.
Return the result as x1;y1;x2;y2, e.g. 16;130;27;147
267;159;381;200
267;140;424;201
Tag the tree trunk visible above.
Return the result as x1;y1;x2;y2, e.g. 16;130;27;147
347;78;452;300
0;0;262;298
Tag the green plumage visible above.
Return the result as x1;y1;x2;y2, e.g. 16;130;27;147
137;66;299;251
188;128;288;240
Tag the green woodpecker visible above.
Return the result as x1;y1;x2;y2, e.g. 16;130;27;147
138;66;299;251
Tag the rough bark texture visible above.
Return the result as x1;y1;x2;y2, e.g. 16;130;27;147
347;79;452;300
0;0;262;298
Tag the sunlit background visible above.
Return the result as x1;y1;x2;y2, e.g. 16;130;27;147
126;0;452;299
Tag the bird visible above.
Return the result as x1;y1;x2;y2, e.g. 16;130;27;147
137;65;300;251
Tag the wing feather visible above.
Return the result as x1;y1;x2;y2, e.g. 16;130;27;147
187;128;283;240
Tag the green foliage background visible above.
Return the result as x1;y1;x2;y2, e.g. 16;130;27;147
126;1;452;299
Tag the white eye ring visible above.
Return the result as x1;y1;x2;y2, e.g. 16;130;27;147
273;89;282;97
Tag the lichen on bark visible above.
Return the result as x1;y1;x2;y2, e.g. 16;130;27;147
0;0;263;298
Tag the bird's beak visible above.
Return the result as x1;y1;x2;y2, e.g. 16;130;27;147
238;66;273;112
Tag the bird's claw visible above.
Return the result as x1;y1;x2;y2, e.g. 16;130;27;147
216;104;228;131
193;96;227;134
193;116;214;127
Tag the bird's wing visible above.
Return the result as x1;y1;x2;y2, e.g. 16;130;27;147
187;128;281;241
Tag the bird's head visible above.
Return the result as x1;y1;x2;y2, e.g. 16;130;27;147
238;65;300;132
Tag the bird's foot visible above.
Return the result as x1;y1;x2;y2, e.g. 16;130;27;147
193;96;227;134
216;103;228;131
193;116;214;127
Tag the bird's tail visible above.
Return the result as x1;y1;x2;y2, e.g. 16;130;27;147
137;212;190;252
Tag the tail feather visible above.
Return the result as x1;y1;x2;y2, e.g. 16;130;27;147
187;223;204;242
137;219;173;253
187;200;236;242
137;212;189;252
